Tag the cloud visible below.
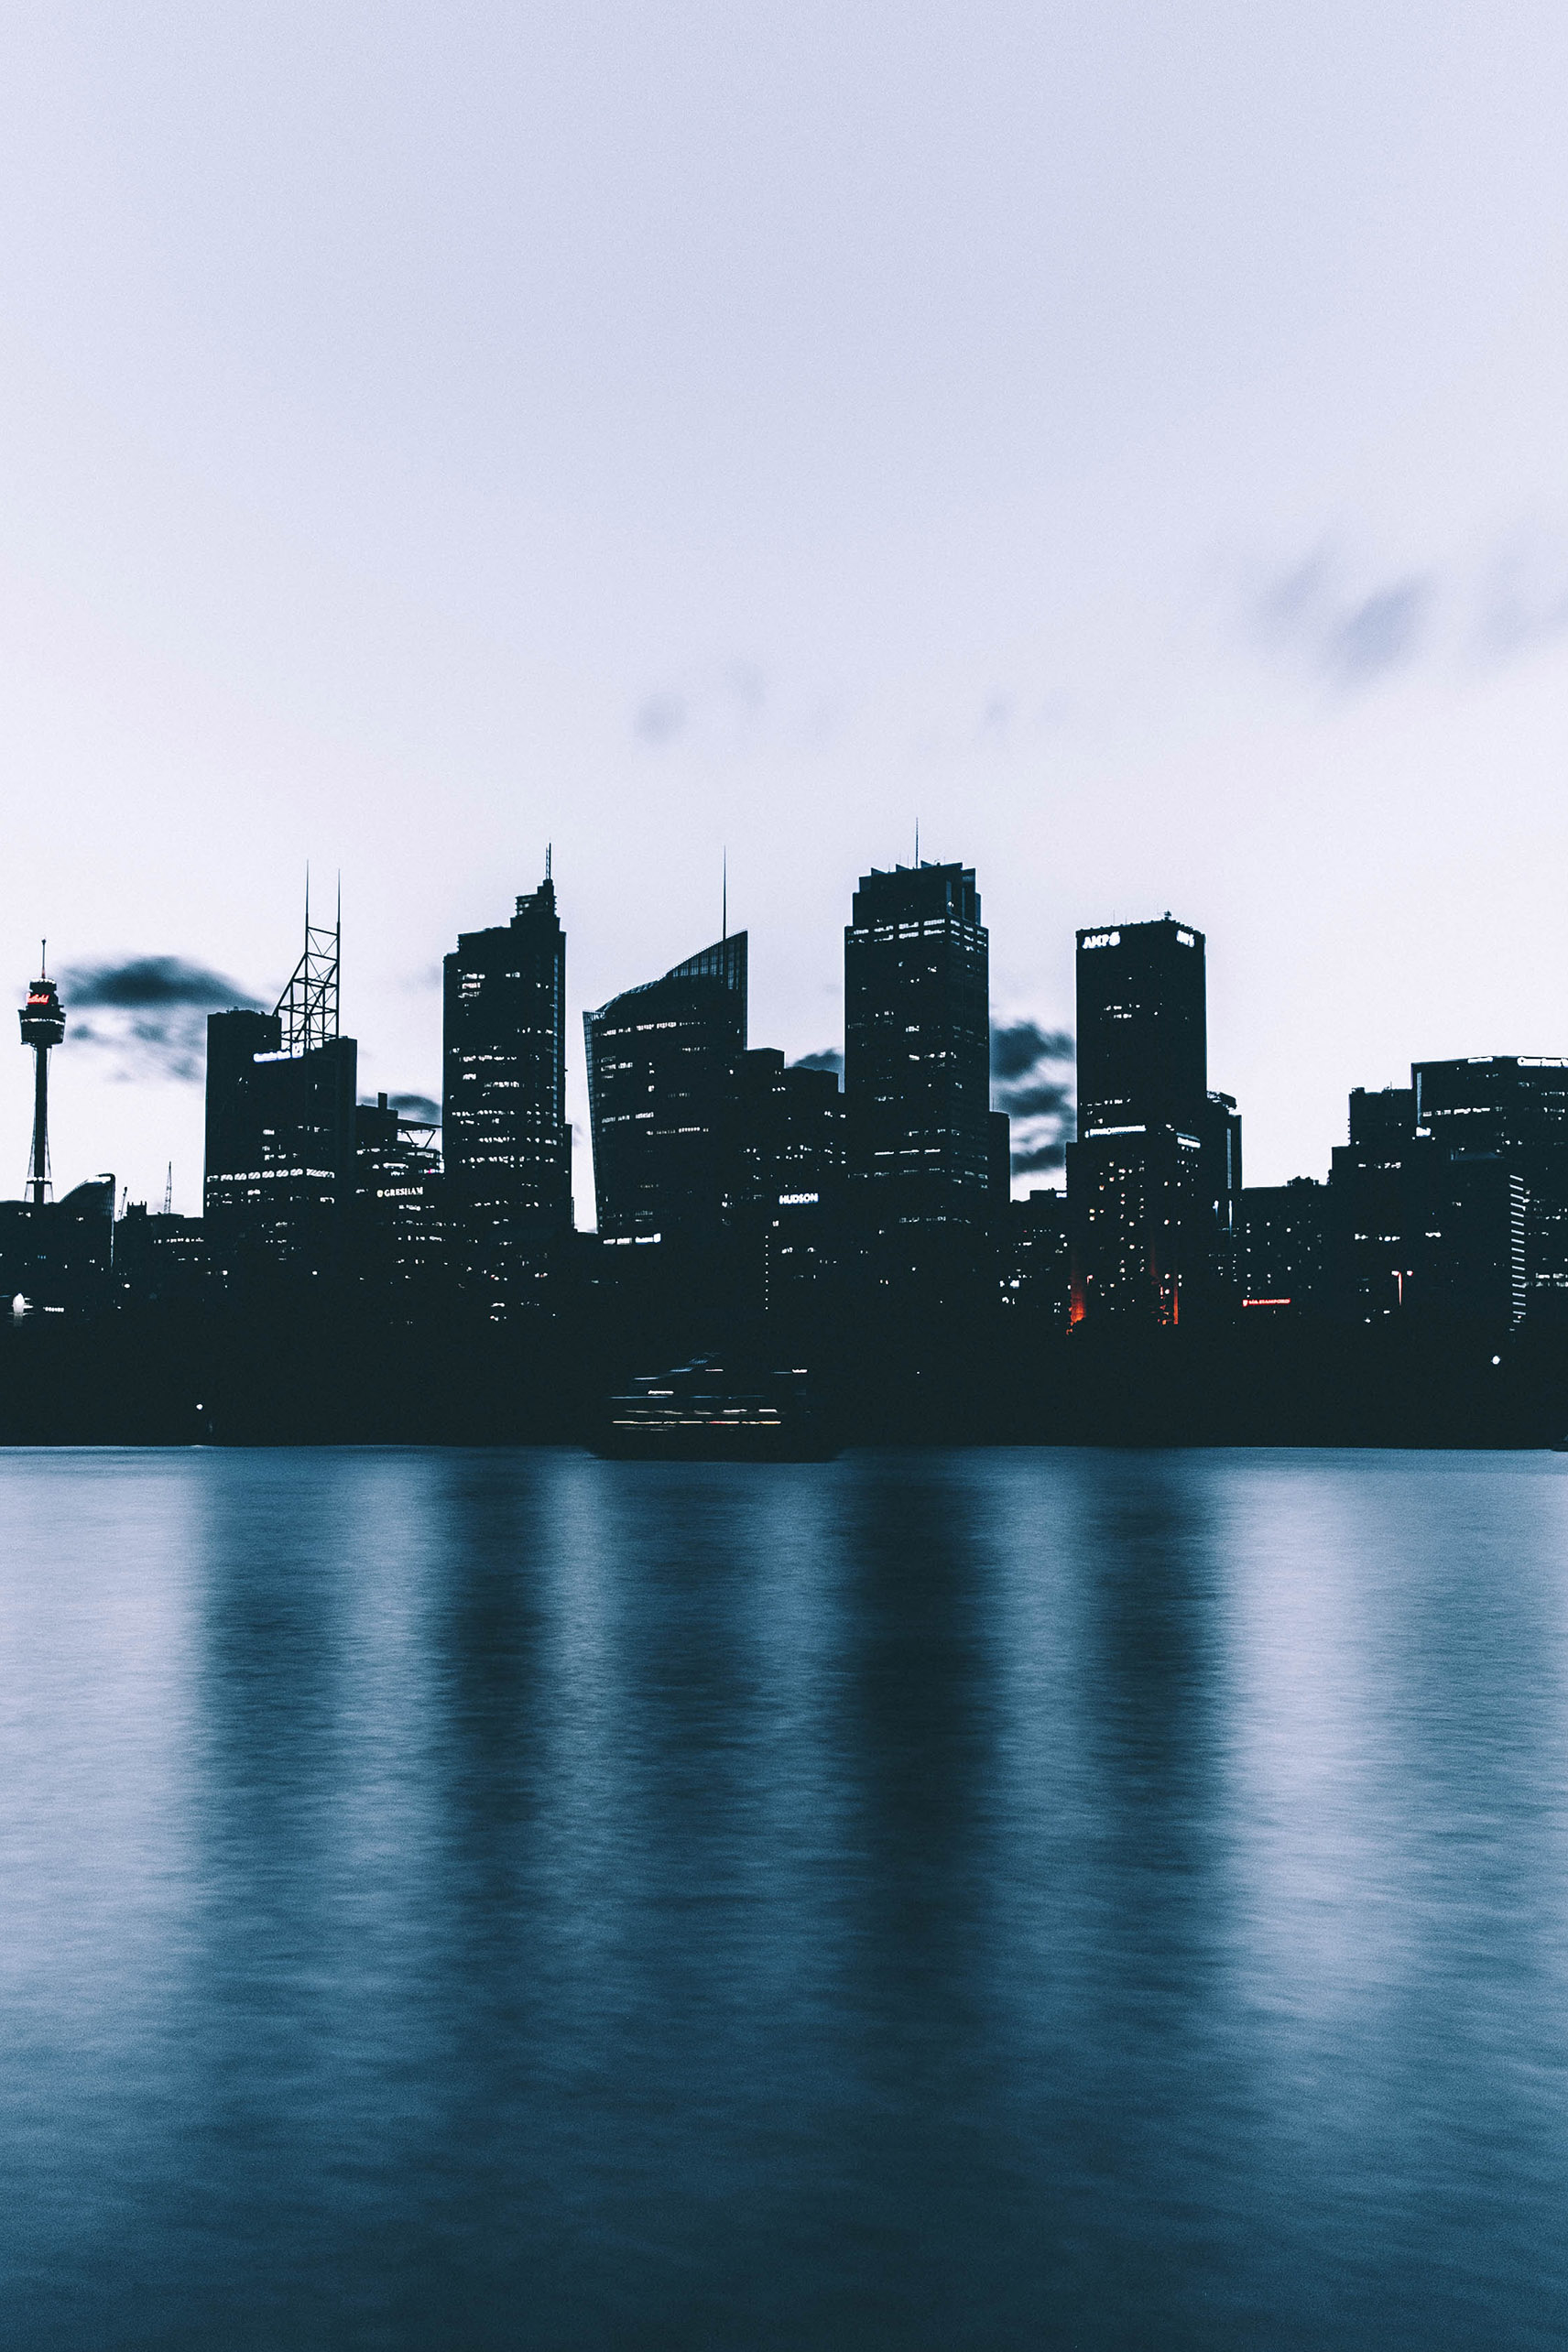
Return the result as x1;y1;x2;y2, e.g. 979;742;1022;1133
1478;526;1568;657
793;1048;843;1076
1250;550;1434;686
64;954;260;1012
990;1018;1072;1083
991;1018;1074;1178
1331;581;1431;680
1010;1138;1071;1176
632;664;774;752
388;1092;441;1125
60;954;264;1083
634;692;687;745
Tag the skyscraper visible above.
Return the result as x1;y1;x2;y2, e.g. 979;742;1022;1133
442;873;571;1305
843;861;990;1234
720;1047;847;1321
1411;1057;1568;1320
583;932;747;1245
1066;916;1238;1325
1330;1076;1526;1326
204;909;357;1284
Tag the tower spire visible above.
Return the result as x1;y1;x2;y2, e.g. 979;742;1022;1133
19;953;66;1205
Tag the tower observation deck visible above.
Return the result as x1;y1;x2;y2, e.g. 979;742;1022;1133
18;949;65;1205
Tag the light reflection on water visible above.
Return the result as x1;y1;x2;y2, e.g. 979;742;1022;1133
0;1447;1566;2347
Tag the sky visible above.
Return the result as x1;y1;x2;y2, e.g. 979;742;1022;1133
2;2;1568;1220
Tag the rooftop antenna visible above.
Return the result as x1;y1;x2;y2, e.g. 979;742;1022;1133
546;842;552;881
722;847;727;942
914;822;920;867
162;1162;173;1217
275;866;341;1053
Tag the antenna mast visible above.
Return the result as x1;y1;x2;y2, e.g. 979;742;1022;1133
275;871;341;1053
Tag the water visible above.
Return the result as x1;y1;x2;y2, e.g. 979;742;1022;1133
2;1447;1567;2348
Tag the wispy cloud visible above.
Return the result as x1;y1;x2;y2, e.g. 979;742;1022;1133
388;1091;441;1126
1252;550;1435;687
62;954;263;1083
991;1019;1074;1176
793;1048;843;1077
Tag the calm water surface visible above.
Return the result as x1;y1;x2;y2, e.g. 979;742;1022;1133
1;1446;1566;2348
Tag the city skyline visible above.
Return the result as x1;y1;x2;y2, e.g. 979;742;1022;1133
15;851;1568;1240
4;7;1568;1220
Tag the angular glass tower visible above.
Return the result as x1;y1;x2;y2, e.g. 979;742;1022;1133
583;933;747;1244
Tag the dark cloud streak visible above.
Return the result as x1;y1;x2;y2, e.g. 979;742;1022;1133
990;1018;1074;1181
60;953;264;1084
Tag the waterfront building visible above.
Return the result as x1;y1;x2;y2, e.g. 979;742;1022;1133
1329;1083;1525;1325
0;1177;115;1318
843;861;991;1237
720;1048;847;1320
1412;1057;1568;1320
1239;1177;1332;1312
583;932;747;1246
353;1093;445;1307
1066;916;1239;1325
204;911;356;1286
442;872;571;1311
998;1188;1071;1324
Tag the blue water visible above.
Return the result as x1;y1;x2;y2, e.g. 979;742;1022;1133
1;1447;1566;2347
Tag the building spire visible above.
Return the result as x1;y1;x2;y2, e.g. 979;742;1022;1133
722;848;727;942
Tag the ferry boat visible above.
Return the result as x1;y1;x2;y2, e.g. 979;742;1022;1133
595;1357;840;1461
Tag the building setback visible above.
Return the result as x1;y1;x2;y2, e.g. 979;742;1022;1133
844;861;990;1233
583;932;747;1246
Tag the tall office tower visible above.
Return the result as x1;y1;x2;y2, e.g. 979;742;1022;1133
1066;916;1238;1325
584;932;747;1244
204;908;358;1283
442;873;571;1310
843;862;991;1236
720;1048;847;1319
353;1093;445;1309
1412;1057;1568;1320
1329;1083;1525;1325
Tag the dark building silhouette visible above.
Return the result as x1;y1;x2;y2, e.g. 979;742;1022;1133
442;872;571;1312
988;1110;1012;1206
1066;917;1239;1325
1330;1083;1524;1325
584;932;747;1247
720;1048;847;1320
0;1177;115;1318
1240;1177;1331;1312
354;1093;445;1309
998;1188;1071;1324
1412;1057;1568;1320
844;862;990;1236
204;911;357;1285
113;1203;209;1306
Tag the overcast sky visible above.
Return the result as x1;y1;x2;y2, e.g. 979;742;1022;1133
3;2;1568;1217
